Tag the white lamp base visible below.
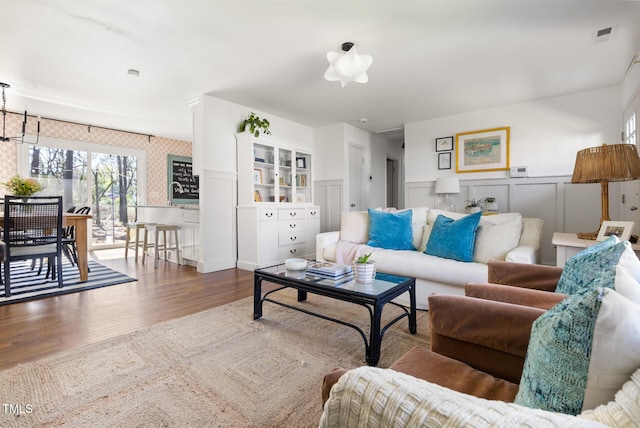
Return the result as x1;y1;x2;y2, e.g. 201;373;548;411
436;195;455;212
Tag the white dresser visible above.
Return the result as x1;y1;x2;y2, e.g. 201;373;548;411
552;232;640;267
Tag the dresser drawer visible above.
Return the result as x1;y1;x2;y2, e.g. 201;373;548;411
279;208;305;220
279;219;306;232
278;243;307;259
279;230;306;246
259;208;277;221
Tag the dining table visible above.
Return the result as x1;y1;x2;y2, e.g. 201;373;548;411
0;212;93;282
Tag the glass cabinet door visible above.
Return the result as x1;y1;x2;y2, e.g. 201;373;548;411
293;151;311;204
278;147;293;203
253;143;275;203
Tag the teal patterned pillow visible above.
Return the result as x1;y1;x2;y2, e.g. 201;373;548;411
366;208;415;250
556;236;622;295
515;286;640;415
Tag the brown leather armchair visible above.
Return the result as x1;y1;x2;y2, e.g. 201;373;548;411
322;261;568;405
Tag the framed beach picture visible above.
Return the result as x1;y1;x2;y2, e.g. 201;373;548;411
596;221;634;242
438;152;451;170
435;136;454;152
456;127;510;173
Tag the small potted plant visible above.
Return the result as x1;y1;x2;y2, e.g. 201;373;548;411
238;112;271;137
353;252;376;283
464;198;483;214
484;197;499;213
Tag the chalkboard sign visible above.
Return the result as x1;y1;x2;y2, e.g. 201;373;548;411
167;155;199;204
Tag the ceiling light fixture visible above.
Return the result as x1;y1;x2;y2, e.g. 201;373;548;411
0;82;40;144
324;42;373;87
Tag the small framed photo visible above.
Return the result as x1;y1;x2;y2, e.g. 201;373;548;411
435;136;454;152
597;221;635;242
438;152;452;170
253;168;262;184
296;157;306;169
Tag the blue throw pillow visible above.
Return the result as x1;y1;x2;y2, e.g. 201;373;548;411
556;236;623;295
425;211;482;262
366;209;415;250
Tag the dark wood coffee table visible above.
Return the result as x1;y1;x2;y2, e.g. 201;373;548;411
253;264;416;366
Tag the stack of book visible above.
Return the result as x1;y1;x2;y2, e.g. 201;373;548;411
306;262;354;285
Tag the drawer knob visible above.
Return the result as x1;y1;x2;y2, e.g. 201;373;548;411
290;249;297;254
289;224;296;228
290;236;297;241
265;212;273;218
290;212;297;217
310;211;317;216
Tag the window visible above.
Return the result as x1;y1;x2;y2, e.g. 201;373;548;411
18;137;146;249
625;113;636;146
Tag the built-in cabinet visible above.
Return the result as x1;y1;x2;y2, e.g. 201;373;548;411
236;133;320;270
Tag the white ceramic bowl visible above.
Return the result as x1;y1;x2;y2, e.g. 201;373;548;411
285;258;307;271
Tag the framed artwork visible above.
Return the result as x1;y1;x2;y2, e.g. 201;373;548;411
438;152;452;170
253;168;262;184
296;157;306;169
435;136;454;152
596;221;635;242
456;127;510;173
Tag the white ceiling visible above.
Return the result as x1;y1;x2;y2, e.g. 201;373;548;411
2;0;640;142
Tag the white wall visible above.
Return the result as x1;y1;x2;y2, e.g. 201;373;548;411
405;86;622;183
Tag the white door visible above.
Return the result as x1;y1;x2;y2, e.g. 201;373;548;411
621;96;639;230
348;144;364;211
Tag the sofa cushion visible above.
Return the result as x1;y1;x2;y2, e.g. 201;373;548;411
515;287;640;415
556;236;640;301
474;213;522;263
425;211;481;262
366;208;415;250
339;211;369;244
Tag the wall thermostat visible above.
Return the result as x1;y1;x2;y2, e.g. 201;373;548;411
510;166;528;178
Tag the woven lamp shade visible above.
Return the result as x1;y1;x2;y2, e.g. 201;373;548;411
571;144;640;240
571;144;640;184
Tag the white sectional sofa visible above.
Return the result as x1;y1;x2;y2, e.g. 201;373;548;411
316;207;543;309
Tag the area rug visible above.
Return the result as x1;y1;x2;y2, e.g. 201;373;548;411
0;289;430;427
0;260;136;305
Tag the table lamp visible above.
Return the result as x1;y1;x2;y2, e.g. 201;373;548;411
571;143;640;240
435;177;460;211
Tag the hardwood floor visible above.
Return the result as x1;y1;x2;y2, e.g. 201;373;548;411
0;250;258;372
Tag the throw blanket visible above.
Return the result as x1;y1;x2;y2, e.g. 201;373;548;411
320;367;614;427
335;241;373;264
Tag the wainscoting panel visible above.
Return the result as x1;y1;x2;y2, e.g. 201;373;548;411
314;180;343;233
201;169;237;273
405;176;601;265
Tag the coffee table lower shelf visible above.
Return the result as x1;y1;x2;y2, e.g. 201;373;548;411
253;267;416;366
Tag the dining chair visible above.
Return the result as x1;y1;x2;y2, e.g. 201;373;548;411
2;195;63;297
62;206;91;267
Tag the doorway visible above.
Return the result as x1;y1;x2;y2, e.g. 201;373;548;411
386;157;399;208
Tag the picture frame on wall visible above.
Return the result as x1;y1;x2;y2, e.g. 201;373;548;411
438;152;452;170
435;136;454;152
456;126;510;173
596;221;635;242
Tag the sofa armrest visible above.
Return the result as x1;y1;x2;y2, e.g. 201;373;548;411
487;260;562;292
505;245;537;264
316;231;340;262
428;293;546;383
465;282;567;310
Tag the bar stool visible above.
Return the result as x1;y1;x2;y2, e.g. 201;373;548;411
124;222;151;262
142;224;182;268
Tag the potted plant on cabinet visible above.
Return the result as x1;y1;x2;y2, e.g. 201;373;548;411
238;112;271;137
353;252;376;283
